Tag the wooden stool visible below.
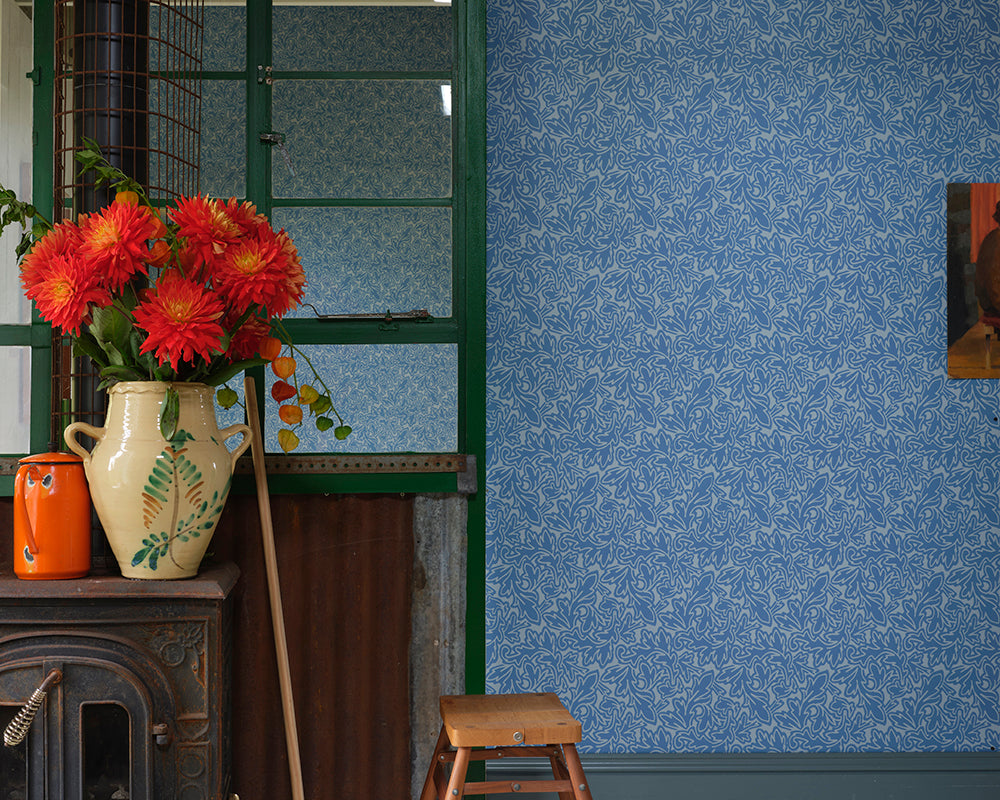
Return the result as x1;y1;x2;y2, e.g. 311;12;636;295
420;692;594;799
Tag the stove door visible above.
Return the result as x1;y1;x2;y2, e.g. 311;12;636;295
1;653;174;800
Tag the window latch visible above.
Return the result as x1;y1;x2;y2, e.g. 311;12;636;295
259;132;295;177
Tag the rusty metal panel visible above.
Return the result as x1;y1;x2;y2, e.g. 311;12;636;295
211;493;414;800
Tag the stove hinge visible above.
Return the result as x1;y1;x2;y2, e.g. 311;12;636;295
152;722;172;748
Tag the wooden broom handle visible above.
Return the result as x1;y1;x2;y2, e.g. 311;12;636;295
244;377;306;800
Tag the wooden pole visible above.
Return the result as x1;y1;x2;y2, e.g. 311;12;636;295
244;376;306;800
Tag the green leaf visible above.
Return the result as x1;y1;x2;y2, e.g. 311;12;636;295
99;365;145;382
72;334;110;370
201;357;266;387
89;305;133;363
159;387;180;441
315;416;334;432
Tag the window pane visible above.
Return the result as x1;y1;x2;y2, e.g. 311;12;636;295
0;0;32;325
202;4;246;72
265;344;457;454
201;81;246;198
0;347;30;454
273;4;451;72
272;80;451;199
0;217;30;323
275;206;452;318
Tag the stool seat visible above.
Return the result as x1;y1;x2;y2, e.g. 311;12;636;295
441;692;582;747
420;692;594;799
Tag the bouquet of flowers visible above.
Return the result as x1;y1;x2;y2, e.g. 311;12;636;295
1;140;349;451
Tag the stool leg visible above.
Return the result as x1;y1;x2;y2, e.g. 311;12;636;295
549;748;574;800
420;725;451;800
562;743;594;800
445;746;471;799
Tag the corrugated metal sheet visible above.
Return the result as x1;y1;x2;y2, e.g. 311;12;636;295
211;493;414;800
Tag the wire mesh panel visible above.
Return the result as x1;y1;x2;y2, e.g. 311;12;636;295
50;0;204;441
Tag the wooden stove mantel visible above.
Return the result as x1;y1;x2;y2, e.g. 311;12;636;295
0;561;239;599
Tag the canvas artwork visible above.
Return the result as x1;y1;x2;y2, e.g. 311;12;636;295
947;182;1000;377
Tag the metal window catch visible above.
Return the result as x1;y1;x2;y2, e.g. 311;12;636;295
3;669;62;747
259;132;295;177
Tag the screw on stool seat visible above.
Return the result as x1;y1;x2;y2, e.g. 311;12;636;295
419;692;594;800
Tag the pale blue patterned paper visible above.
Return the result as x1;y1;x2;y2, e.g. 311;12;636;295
486;0;1000;754
272;5;451;72
264;344;457;454
271;80;452;200
273;206;452;318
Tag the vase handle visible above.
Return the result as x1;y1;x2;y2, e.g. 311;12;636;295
221;423;253;470
63;422;106;467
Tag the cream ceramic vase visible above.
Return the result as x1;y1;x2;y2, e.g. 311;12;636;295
64;381;251;579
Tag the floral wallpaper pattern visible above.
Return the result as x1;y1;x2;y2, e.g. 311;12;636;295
486;0;1000;753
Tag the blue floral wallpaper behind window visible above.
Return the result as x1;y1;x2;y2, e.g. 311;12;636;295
486;0;1000;753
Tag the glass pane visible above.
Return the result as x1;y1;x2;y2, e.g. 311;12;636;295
200;80;246;198
272;80;452;199
265;344;458;453
275;206;452;318
0;347;30;454
273;4;452;72
83;703;130;800
203;4;246;72
0;216;31;324
0;706;27;797
0;0;32;325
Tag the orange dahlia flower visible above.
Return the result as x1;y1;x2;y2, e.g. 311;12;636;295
133;277;226;370
77;199;159;291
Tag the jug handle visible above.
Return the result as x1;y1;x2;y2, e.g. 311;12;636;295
221;423;253;471
13;466;41;555
63;422;106;467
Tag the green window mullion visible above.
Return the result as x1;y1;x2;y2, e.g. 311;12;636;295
280;318;459;347
270;198;451;208
270;71;451;82
459;0;488;697
246;0;273;215
29;0;56;455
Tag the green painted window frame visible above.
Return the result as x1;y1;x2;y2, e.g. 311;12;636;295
5;1;485;501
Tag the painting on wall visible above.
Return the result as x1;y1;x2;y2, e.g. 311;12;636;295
947;182;1000;377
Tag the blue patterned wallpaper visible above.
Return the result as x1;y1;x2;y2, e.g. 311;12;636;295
485;0;1000;753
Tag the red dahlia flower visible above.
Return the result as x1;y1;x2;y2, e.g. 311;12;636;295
172;195;241;270
77;200;159;291
19;219;83;292
213;226;305;317
133;276;226;370
223;311;271;361
22;252;111;336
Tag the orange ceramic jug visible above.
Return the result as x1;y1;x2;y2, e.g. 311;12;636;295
13;451;91;579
